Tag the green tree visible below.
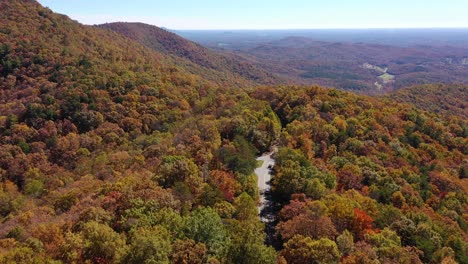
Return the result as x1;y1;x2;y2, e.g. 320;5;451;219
227;219;276;264
218;135;258;175
157;155;203;194
337;230;355;256
81;221;127;264
124;225;172;264
233;193;258;221
272;147;334;200
281;235;340;264
0;245;51;264
185;207;230;260
304;178;326;200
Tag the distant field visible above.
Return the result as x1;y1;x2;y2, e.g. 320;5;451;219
379;73;395;83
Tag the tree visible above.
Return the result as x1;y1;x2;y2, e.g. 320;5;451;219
157;155;203;195
366;228;423;263
276;214;337;241
304;178;326;200
58;232;85;264
254;108;282;152
413;223;443;262
81;221;127;264
227;219;276;264
209;170;239;202
337;230;355;257
352;208;374;240
218;136;257;175
214;201;236;219
272;147;334;201
271;159;307;200
323;194;356;233
281;235;340;264
0;245;52;264
185;207;230;259
124;225;172;264
337;163;363;191
171;239;207;264
30;223;64;258
342;241;379;264
233;192;258;221
278;196;309;221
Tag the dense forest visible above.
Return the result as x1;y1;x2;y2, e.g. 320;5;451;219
388;84;468;118
0;1;466;263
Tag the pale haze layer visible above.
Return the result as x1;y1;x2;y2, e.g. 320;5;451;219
37;0;468;30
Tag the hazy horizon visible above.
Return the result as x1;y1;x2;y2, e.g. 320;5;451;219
37;0;468;30
174;28;468;31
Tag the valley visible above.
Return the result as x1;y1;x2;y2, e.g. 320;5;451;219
181;31;468;94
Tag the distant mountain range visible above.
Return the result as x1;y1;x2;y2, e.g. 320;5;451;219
229;36;468;93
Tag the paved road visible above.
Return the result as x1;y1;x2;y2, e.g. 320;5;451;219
255;148;276;221
255;147;281;247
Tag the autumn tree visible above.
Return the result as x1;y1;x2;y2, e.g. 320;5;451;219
171;239;207;264
281;235;340;264
123;225;172;264
81;221;127;264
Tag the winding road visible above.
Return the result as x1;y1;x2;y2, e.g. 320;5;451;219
255;147;280;247
255;147;276;223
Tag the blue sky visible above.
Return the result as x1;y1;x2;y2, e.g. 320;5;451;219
37;0;468;30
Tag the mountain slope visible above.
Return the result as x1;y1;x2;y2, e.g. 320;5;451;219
98;22;283;86
0;1;280;262
388;84;468;118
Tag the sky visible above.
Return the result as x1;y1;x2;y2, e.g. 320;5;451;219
37;0;468;30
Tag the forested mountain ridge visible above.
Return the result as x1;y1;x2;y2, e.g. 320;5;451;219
0;1;466;263
0;0;280;92
388;84;468;118
98;22;283;86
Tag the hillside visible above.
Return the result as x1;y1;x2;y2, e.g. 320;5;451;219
0;1;280;262
388;84;468;118
0;1;467;264
98;22;283;86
